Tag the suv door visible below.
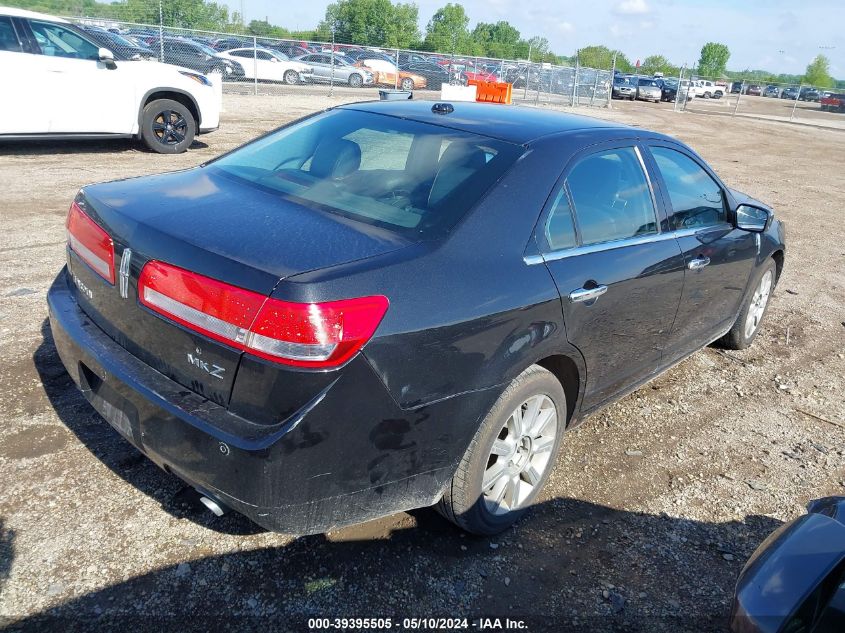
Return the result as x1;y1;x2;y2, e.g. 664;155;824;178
19;18;134;134
536;144;686;409
0;16;50;134
643;143;757;362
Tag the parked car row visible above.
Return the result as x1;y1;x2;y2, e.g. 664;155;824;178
82;26;496;90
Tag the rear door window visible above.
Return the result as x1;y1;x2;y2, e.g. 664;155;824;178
565;147;658;246
649;146;727;229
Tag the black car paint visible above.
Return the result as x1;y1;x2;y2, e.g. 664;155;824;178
47;101;785;533
81;26;155;61
731;497;845;633
154;37;243;76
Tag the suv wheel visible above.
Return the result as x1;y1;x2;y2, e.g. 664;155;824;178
348;73;363;88
437;365;565;535
283;70;300;85
718;258;777;350
140;99;195;154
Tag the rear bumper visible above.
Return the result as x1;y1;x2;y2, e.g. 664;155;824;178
47;267;467;534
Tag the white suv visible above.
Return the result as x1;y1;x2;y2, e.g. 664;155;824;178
0;7;221;153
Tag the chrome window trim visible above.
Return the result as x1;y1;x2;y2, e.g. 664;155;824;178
633;145;661;228
524;225;728;266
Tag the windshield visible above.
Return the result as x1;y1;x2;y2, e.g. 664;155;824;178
614;77;632;85
638;78;659;87
210;109;524;238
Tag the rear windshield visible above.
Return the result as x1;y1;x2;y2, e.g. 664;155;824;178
210;108;524;238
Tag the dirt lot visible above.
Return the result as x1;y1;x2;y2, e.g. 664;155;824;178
0;94;844;632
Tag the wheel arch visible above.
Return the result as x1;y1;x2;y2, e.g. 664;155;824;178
534;353;583;426
138;89;201;135
771;249;785;283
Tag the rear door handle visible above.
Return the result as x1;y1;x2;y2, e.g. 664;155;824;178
687;256;711;270
568;285;608;303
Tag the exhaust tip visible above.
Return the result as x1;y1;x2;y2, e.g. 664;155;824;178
198;494;228;517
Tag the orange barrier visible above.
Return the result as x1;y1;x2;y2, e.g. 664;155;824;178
467;79;513;105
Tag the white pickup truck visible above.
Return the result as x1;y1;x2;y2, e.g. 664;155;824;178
692;79;725;99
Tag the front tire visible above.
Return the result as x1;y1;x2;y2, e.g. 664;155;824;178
400;77;414;91
718;258;777;350
437;365;565;535
347;73;363;88
140;99;195;154
283;70;299;85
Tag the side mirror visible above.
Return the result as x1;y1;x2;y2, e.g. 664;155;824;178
736;204;771;232
98;47;116;69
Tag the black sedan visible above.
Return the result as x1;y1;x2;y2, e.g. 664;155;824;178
659;79;679;102
399;60;453;89
81;26;157;61
48;101;785;536
153;37;243;77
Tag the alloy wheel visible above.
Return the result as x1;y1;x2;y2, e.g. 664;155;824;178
151;110;187;146
482;394;557;516
745;269;773;339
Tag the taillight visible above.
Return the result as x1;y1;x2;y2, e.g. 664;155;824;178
66;201;115;284
138;261;388;368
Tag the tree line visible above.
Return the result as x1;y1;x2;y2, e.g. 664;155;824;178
8;0;842;87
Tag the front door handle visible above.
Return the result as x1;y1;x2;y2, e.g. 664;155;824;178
569;285;608;303
687;256;711;270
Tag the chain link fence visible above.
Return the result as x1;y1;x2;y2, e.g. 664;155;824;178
70;15;613;108
65;11;844;129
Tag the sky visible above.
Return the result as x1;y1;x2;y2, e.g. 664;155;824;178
224;0;843;76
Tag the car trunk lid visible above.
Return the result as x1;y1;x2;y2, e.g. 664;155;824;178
66;167;410;407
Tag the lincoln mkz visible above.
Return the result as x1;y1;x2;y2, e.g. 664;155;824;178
48;101;785;535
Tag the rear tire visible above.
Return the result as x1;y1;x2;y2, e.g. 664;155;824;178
718;258;777;350
140;99;195;155
437;365;566;535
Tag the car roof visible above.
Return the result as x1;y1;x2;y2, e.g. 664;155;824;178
0;6;69;22
339;101;631;144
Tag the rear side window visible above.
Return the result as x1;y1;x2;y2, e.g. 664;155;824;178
28;20;99;60
543;189;577;251
0;17;21;52
566;148;658;246
211;108;523;238
650;147;726;229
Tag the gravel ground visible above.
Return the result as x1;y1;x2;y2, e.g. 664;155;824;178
0;94;844;633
